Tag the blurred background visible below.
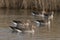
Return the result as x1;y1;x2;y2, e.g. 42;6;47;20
0;0;60;11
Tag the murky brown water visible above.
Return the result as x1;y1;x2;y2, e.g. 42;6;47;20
0;9;60;40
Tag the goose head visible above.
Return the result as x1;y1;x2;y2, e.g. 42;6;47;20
48;11;54;20
34;20;45;27
32;11;39;16
40;10;46;17
35;20;50;26
32;12;36;16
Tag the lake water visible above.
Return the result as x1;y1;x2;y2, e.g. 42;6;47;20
0;9;60;40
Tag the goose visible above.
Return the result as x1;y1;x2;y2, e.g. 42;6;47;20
9;20;35;33
32;10;54;20
48;11;54;20
39;10;46;17
34;20;44;27
43;11;54;20
34;20;50;27
22;21;35;33
9;20;25;32
10;23;26;33
14;25;35;33
32;11;40;16
39;11;54;20
31;10;46;18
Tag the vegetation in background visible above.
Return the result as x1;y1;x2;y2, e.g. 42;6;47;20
0;0;60;11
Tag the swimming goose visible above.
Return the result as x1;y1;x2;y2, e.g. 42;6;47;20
48;11;54;20
9;20;25;32
32;11;54;20
32;11;40;16
31;10;46;18
9;20;35;33
34;20;50;27
43;11;54;20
